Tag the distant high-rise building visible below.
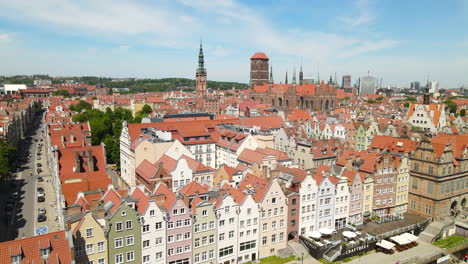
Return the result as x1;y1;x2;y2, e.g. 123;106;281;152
359;75;378;95
342;75;351;88
410;81;421;91
430;81;439;93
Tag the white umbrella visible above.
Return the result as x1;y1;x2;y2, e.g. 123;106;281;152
308;231;322;239
342;231;357;239
377;239;396;250
401;233;418;242
319;228;334;236
390;235;411;245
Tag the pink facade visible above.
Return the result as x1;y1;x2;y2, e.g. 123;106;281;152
166;198;192;264
348;174;363;224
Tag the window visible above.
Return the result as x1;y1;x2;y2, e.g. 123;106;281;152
116;222;123;232
142;224;149;233
168;248;174;256
262;236;267;245
219;245;234;258
75;245;83;257
202;223;207;231
428;166;433;174
11;256;21;264
168;235;174;243
173;209;178;215
150;210;155;216
86;228;93;238
185;245;191;252
219;233;225;240
115;254;123;264
229;230;234;238
412;178;418;190
176;220;182;227
184;232;191;239
414;163;419;171
229;218;234;224
115;238;123;248
97;241;105;252
210;221;215;229
86;244;94;255
240;240;256;252
427;182;434;194
155;222;162;230
209;234;215;243
155;237;162;245
121;211;126;216
98;258;105;264
263;223;268;231
156;252;163;260
126;220;133;230
195;238;200;247
425;204;432;215
126;235;134;246
168;222;174;229
219;220;225;226
176;247;183;254
185;219;191;226
176;233;182;241
143;240;150;248
143;255;150;264
126;251;135;262
271;234;277;243
202;210;207;216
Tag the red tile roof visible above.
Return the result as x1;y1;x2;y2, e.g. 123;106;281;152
0;231;72;263
251;52;269;60
238;173;270;202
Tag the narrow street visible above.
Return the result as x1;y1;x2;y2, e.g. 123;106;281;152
0;111;59;241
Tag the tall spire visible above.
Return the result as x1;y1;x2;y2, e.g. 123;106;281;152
299;63;304;85
292;66;297;84
197;40;206;74
269;66;273;84
285;70;288;84
316;64;320;84
334;72;337;85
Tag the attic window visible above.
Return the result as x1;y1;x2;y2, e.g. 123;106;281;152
40;248;50;258
11;255;21;264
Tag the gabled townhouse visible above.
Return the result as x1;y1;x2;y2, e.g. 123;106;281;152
314;173;336;230
274;127;299;159
102;187;142;264
154;182;192;264
294;138;342;170
215;127;258;168
332;123;346;140
220;184;260;263
356;123;367;151
213;192;239;264
405;103;446;133
332;175;350;230
239;174;288;258
237;147;292;179
159;154;216;189
365;121;381;148
345;171;364;225
191;197;217;264
131;187;166;264
214;164;243;188
362;174;374;219
299;171;318;234
70;211;108;264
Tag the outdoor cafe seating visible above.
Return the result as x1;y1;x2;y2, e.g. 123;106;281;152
376;239;396;254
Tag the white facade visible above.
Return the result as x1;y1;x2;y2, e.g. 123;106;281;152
406;104;447;133
171;158;194;192
299;173;318;234
333;124;346;140
216;195;239;264
216;134;258;169
4;84;27;94
237;195;259;263
333;178;350;230
186;143;216;168
140;200;166;264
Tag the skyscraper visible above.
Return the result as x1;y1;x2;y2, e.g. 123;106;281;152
342;75;351;89
359;75;378;95
430;81;439;93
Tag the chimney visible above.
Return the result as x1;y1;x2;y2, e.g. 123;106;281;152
74;150;81;173
87;149;94;172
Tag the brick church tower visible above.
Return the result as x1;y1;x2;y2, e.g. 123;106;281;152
196;42;207;99
250;52;269;88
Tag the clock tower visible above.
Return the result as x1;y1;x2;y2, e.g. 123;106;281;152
196;42;207;99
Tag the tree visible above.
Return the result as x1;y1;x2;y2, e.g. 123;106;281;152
0;139;17;180
460;109;466;117
404;102;410;108
52;89;70;97
140;104;153;115
444;100;457;114
376;96;384;101
69;100;92;112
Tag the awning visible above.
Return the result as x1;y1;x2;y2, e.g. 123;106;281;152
342;231;357;239
319;228;334;236
307;231;321;239
401;233;418;242
390;235;411;245
376;240;396;250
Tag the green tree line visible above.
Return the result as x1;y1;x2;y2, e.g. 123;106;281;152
71;100;152;166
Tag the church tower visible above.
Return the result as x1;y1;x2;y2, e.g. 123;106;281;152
196;42;207;98
250;52;269;88
299;65;304;85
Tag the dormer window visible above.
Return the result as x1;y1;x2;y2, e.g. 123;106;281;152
40;248;50;258
11;255;21;264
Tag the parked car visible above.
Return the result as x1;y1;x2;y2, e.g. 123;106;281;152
37;163;42;167
10;192;19;199
37;196;45;203
37;176;44;182
37;214;46;222
37;168;42;174
37;187;44;194
38;207;46;214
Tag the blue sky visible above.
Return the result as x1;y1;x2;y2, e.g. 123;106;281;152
0;0;467;87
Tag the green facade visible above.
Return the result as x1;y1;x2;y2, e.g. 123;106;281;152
192;201;217;264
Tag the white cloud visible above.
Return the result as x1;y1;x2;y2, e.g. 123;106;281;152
119;45;130;51
336;0;375;28
0;33;11;43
